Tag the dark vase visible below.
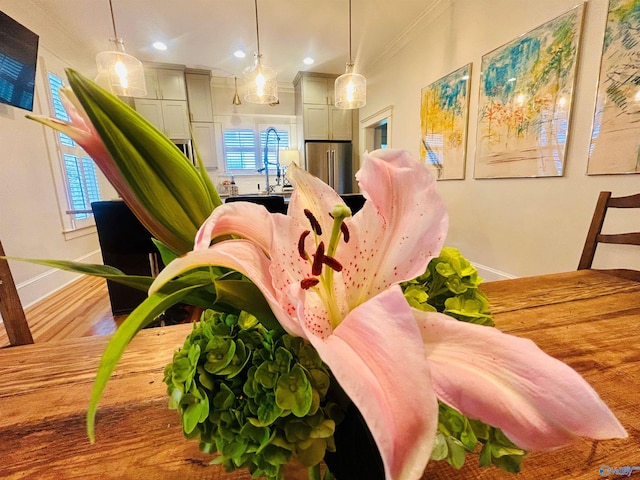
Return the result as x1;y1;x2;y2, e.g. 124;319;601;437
324;402;385;480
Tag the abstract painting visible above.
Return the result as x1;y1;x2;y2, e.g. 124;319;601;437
474;4;584;178
420;63;471;180
588;0;640;175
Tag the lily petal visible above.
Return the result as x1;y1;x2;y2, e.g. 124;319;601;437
303;286;437;480
345;150;449;308
415;310;628;450
150;240;305;337
288;163;345;236
194;201;277;253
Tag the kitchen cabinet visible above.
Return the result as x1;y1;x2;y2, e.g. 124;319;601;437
191;122;218;170
294;73;352;141
185;72;214;122
134;98;190;140
144;68;187;100
185;70;217;169
301;76;334;105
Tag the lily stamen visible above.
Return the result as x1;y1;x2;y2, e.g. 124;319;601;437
304;209;322;235
322;255;343;272
298;230;311;260
312;242;325;276
300;278;320;290
340;223;350;243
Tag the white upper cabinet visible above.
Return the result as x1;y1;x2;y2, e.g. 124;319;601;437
295;73;352;141
302;76;334;105
144;68;187;100
185;73;214;122
134;98;190;140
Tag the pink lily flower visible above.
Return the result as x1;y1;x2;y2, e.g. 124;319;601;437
151;149;626;479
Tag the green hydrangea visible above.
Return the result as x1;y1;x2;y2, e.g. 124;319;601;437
164;309;341;480
402;246;493;326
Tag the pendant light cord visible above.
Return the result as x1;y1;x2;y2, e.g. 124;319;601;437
108;0;119;43
348;0;353;65
254;0;261;55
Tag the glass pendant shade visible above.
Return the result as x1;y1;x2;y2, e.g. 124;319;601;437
243;54;278;105
335;65;366;109
95;0;146;97
335;0;366;109
96;49;147;97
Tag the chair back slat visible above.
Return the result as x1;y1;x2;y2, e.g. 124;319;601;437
608;193;640;208
598;232;640;246
578;191;640;274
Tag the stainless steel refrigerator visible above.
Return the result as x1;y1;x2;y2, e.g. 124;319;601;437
305;141;354;194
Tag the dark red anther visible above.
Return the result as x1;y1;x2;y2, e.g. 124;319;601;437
340;222;350;243
323;255;343;272
298;230;311;260
304;209;323;236
312;241;325;275
300;278;320;290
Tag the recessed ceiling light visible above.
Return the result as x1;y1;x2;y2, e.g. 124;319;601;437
234;50;246;59
303;57;314;65
152;41;167;51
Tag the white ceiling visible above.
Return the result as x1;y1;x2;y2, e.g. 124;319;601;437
29;0;436;83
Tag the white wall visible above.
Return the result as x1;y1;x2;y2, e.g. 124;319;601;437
0;1;113;308
360;0;640;280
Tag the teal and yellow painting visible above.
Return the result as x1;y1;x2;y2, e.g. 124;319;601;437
589;0;640;175
420;63;471;180
475;4;584;178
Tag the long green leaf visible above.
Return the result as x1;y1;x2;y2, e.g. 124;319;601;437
4;256;221;310
4;257;155;291
151;238;179;267
213;279;282;332
87;283;203;443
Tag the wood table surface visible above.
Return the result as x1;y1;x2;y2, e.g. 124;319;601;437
0;270;638;479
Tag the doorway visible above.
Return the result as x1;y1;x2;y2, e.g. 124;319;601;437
361;105;393;153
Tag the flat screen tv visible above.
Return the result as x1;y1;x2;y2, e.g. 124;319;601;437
0;11;39;111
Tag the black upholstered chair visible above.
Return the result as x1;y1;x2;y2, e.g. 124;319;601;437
225;195;287;214
340;194;366;214
91;200;160;314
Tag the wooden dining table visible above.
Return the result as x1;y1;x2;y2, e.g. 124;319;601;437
1;269;638;479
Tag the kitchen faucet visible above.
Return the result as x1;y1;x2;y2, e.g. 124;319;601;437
258;127;281;193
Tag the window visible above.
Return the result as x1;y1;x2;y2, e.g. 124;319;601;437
222;124;290;174
47;72;101;226
223;129;256;171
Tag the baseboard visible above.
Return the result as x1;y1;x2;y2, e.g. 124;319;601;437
16;250;103;309
471;261;518;282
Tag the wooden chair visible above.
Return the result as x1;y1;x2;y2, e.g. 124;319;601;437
0;238;34;346
578;191;640;281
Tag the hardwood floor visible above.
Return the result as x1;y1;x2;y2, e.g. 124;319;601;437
0;276;125;348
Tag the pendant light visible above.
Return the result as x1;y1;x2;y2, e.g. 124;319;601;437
243;0;278;104
335;0;366;109
232;76;242;105
95;0;146;97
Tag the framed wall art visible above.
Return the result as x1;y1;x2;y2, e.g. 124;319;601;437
420;63;471;180
588;0;640;175
474;4;585;178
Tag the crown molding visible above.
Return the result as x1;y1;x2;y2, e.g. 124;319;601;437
364;0;452;73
